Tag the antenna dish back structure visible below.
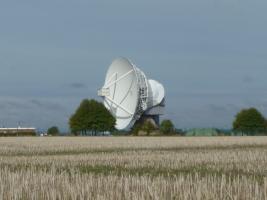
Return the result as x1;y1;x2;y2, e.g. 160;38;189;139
98;58;165;130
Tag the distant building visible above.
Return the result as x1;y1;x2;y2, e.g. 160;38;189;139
0;127;36;136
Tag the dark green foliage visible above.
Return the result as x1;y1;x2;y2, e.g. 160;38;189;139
233;108;267;135
47;126;60;136
142;121;155;136
175;129;186;136
111;130;129;136
160;120;175;134
69;99;116;135
131;123;142;136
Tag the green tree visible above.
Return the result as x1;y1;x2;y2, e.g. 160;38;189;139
131;123;142;136
69;99;116;135
47;126;60;136
265;120;267;134
142;120;155;136
160;120;175;135
233;108;266;135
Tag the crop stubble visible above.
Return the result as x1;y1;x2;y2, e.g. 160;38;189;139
0;137;267;200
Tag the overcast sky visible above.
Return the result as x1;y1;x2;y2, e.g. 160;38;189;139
0;0;266;131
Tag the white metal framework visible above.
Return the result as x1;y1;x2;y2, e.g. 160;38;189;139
132;64;149;121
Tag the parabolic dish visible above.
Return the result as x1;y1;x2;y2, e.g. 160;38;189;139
100;58;140;130
148;79;165;107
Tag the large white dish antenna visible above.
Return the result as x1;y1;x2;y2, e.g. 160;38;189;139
98;58;165;130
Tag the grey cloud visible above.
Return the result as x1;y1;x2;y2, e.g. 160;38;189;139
0;98;65;114
208;104;228;113
0;97;79;131
30;99;65;111
208;104;243;113
242;75;254;84
261;102;267;108
69;83;87;89
0;99;31;110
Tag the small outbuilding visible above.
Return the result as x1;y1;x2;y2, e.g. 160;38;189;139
0;127;36;136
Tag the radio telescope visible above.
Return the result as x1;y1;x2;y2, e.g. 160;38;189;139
98;58;165;130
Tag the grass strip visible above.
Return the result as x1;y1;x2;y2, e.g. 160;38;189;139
1;144;267;157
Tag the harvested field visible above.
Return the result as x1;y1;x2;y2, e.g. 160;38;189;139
0;137;267;200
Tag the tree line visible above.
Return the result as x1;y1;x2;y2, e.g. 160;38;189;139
48;99;267;136
68;99;175;136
